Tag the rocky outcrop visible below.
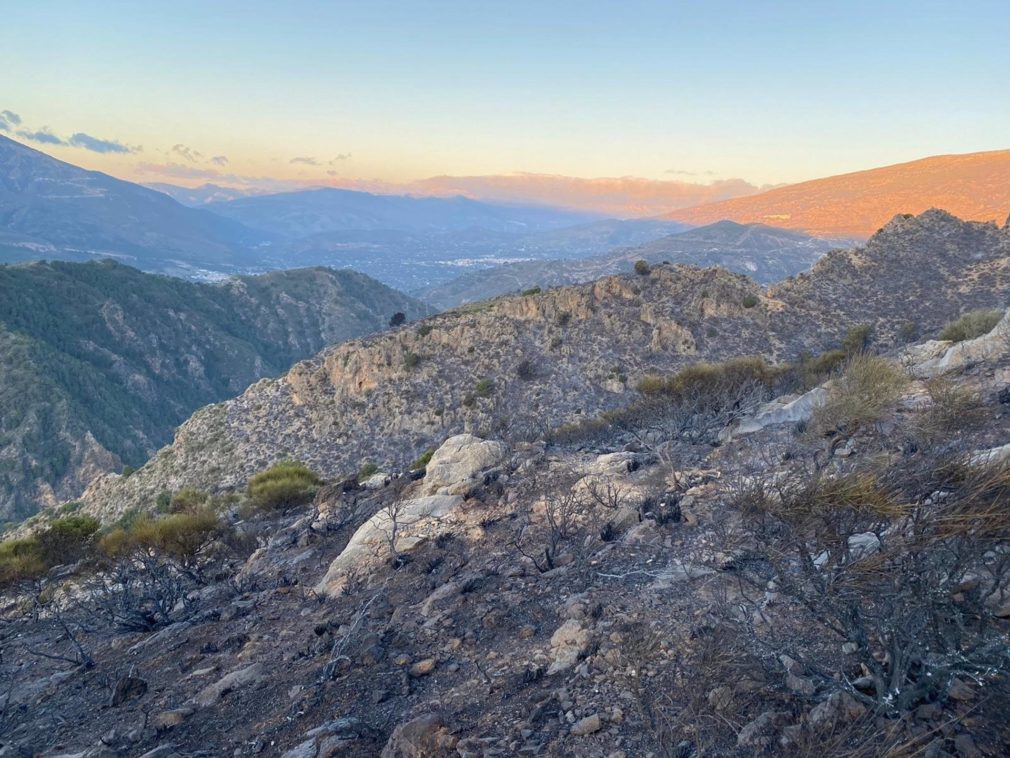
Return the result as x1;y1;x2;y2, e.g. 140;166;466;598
719;387;828;442
907;308;1010;378
79;211;1010;523
421;434;508;496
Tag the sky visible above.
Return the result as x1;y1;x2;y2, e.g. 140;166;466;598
2;0;1008;192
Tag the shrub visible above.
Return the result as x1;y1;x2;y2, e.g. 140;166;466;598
741;294;759;308
914;377;986;445
811;353;909;434
475;378;495;398
556;312;571;327
169;488;210;514
155;490;171;512
403;351;420;369
410;448;435;471
938;308;1003;342
417;323;434;338
841;323;872;354
36;515;100;565
247;460;323;510
121;465;136;478
389;312;406;327
0;537;46;587
521;287;541;296
636;374;668;396
798;348;847;387
110;510;221;562
634;260;651;276
636;356;779;402
516;359;536;381
358;462;379;482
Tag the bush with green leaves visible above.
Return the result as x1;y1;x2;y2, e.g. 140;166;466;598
0;536;46;587
358;462;379;482
169;487;210;514
36;514;100;565
247;460;323;510
634;260;651;275
410;447;435;471
475;378;495;398
938;308;1003;342
811;353;909;435
741;294;759;308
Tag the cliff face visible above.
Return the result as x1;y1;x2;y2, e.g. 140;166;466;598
0;261;427;522
79;211;1010;521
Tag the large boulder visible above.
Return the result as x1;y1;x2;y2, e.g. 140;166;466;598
380;714;456;757
720;387;828;442
421;434;507;496
316;495;463;596
909;308;1010;378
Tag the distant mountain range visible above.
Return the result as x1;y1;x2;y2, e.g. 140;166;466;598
417;221;844;309
665;149;1010;237
0;260;426;521
144;182;267;206
204;187;600;237
0;135;259;277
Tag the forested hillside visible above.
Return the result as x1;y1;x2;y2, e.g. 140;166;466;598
0;260;427;521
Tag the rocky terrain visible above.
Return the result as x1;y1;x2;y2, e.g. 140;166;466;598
0;261;427;522
4;297;1010;756
418;222;843;310
666;149;1010;237
79;210;1010;522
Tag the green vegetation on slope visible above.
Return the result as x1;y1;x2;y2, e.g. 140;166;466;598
0;259;426;522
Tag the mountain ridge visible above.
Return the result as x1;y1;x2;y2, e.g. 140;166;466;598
664;149;1010;237
0;260;427;521
77;209;1010;521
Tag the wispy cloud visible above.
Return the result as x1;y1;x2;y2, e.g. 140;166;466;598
290;156;320;166
17;127;67;146
330;153;352;163
0;110;21;132
664;168;717;178
210;155;228;166
171;144;203;163
69;132;137;154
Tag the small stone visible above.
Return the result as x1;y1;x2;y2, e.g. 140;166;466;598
841;642;858;654
409;658;436;677
954;733;982;758
570;714;602;736
111;676;148;707
519;625;536;639
152;708;193;731
947;678;975;702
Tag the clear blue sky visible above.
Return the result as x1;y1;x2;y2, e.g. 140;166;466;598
2;0;1007;186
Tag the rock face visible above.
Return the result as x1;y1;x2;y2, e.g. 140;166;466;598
909;308;1010;378
315;494;464;596
720;387;828;442
316;434;507;596
80;210;1010;522
421;434;508;496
